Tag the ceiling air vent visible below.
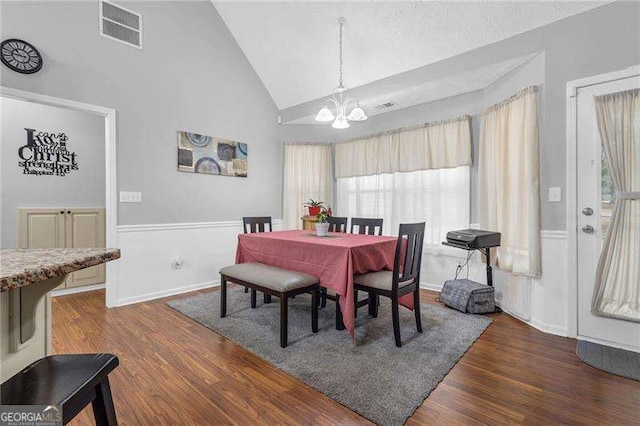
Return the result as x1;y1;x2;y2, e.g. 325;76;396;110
375;102;397;110
100;1;142;49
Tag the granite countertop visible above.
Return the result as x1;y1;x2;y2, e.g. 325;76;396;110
0;248;121;292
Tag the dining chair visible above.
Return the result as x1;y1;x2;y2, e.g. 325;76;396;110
353;222;425;347
243;216;273;233
350;217;384;236
241;216;273;301
327;216;348;232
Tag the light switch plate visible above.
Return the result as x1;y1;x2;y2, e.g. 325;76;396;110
119;191;142;203
548;187;562;203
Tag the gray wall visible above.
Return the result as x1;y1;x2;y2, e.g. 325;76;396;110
0;1;281;226
280;1;640;230
1;97;106;247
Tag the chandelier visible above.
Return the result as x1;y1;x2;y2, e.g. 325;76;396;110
315;17;367;129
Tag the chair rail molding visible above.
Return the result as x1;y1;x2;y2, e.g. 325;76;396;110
115;220;283;306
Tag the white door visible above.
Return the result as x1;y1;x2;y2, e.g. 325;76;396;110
576;75;640;352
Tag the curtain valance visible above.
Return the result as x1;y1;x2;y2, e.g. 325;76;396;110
335;116;472;179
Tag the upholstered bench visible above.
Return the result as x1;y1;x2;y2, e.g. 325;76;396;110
1;353;119;425
219;263;319;347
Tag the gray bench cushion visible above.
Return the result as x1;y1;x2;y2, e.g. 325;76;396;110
220;263;319;292
354;270;414;291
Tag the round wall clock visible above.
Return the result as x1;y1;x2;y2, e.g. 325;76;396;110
1;39;43;74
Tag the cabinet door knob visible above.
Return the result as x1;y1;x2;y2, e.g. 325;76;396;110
60;211;64;214
67;210;71;214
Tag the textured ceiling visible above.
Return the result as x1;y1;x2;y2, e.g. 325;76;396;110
287;53;539;124
214;1;607;110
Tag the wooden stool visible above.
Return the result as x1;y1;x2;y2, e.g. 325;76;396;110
1;354;119;425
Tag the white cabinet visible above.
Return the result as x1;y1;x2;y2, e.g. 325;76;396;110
18;208;106;289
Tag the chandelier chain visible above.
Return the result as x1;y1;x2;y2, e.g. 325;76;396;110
339;21;343;87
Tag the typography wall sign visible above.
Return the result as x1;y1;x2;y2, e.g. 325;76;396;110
17;128;78;176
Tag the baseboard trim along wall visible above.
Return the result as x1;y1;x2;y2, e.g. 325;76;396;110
116;221;568;337
52;283;106;298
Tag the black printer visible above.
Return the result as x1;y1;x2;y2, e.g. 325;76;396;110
443;229;501;250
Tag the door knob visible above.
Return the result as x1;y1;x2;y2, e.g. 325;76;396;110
582;225;595;234
582;207;594;216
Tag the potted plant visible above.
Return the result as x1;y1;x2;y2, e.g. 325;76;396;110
315;207;332;237
304;199;324;217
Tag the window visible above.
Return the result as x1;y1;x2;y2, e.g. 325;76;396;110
336;166;470;249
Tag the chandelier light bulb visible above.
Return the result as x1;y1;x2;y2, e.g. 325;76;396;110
332;115;350;129
347;106;368;121
315;106;335;122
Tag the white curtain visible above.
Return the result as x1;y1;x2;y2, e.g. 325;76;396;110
592;89;640;322
283;143;333;230
336;167;470;247
335;116;471;178
478;86;541;276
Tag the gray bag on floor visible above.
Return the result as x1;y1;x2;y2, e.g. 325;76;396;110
440;279;495;314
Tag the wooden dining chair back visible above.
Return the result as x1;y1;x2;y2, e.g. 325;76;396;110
327;216;348;233
241;216;273;300
393;222;426;291
353;222;426;347
350;217;384;235
243;216;272;234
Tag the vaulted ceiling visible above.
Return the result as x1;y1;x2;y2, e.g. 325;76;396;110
214;1;607;112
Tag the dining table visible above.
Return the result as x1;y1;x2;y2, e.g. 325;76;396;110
235;229;414;338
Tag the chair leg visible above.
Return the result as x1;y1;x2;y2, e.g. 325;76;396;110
220;276;227;318
320;288;327;309
280;295;288;348
368;292;378;318
392;297;402;347
244;287;249;293
414;288;422;333
264;293;272;304
91;378;117;426
251;289;257;308
335;295;345;330
311;288;319;333
354;290;358;318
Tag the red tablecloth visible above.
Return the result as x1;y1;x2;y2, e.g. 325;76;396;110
235;230;414;337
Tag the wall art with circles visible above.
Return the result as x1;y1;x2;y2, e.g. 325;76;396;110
177;130;248;177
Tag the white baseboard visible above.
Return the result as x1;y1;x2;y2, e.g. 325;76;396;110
116;280;219;307
52;283;105;297
420;282;443;292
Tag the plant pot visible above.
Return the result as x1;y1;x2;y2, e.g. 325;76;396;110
308;206;321;217
316;222;330;237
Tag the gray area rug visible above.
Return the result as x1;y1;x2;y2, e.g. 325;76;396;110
168;288;492;425
577;340;640;381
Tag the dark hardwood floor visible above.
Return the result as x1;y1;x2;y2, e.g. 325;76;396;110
52;288;640;425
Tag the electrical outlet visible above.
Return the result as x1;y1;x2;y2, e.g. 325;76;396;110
119;191;142;203
172;256;183;270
